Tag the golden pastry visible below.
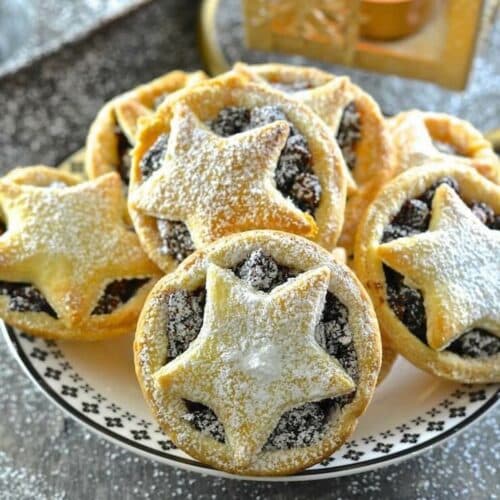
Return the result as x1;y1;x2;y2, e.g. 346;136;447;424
232;63;394;258
5;165;80;187
135;230;381;475
233;62;393;189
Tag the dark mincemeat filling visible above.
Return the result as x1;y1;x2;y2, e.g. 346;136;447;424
139;132;171;180
115;94;171;185
139;134;195;265
115;124;133;185
164;248;358;449
209;105;321;215
92;278;150;315
0;281;57;318
382;177;500;358
138;104;323;265
156;219;195;263
336;101;361;172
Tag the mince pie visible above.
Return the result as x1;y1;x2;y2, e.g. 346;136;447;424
134;230;381;475
355;163;500;383
388;110;500;183
0;168;160;340
128;73;347;274
85;70;207;186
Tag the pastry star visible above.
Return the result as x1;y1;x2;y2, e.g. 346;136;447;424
129;103;317;247
154;264;355;467
0;173;157;325
298;77;352;130
378;185;500;350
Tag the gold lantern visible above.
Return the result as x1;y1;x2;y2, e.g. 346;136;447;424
241;0;489;90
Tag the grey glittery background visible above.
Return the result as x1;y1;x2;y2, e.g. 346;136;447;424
0;0;498;499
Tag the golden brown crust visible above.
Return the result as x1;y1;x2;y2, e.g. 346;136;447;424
85;70;208;181
388;110;500;183
338;175;390;257
0;167;161;340
233;63;394;190
134;230;381;476
128;72;347;273
377;339;397;385
354;163;500;383
5;166;81;187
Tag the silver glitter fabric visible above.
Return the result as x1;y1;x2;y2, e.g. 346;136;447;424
0;0;150;77
0;1;498;498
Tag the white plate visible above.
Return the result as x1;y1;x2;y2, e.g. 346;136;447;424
3;322;498;481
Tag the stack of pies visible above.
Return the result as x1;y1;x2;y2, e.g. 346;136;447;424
1;64;498;475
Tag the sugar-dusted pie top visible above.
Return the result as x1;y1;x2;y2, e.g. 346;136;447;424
0;172;158;325
85;70;208;184
154;263;355;467
388;110;500;183
378;184;500;351
354;162;500;383
129;103;316;246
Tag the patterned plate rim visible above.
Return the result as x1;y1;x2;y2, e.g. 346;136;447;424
3;322;499;482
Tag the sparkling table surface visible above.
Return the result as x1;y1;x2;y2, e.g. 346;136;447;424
0;1;498;498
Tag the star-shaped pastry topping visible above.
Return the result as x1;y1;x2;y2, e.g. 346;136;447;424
297;77;353;130
378;185;500;350
129;103;317;246
154;263;355;467
0;173;157;325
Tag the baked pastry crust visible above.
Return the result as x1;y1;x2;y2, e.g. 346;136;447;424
377;339;397;385
388;110;500;183
5;165;81;187
0;168;160;340
338;175;390;257
85;70;207;183
128;73;347;273
135;230;381;476
354;163;500;383
233;63;393;190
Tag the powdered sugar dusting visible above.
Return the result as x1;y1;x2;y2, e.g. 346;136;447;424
231;343;282;383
